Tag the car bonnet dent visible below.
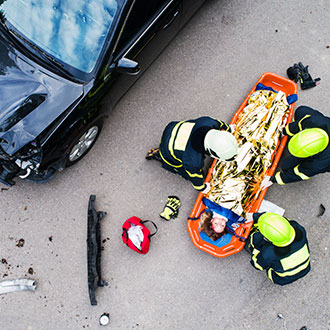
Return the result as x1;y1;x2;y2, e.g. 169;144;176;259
0;37;84;155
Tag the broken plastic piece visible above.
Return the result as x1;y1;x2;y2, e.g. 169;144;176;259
99;313;110;326
87;195;108;306
0;278;37;295
318;204;326;217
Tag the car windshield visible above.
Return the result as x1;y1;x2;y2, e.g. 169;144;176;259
0;0;119;73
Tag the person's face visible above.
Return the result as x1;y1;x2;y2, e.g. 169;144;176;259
211;216;227;233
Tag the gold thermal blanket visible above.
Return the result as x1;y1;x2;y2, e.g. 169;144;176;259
207;89;289;216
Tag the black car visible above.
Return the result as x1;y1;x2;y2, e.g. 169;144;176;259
0;0;206;186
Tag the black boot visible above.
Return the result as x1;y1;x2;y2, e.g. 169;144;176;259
146;148;161;161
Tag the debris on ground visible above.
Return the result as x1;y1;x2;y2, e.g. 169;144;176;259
99;313;110;326
0;279;37;295
16;238;25;248
317;204;325;217
87;195;107;306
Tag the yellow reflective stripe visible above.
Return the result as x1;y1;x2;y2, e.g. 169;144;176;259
252;251;264;270
280;244;310;270
275;172;285;185
192;183;205;190
159;150;182;168
274;258;310;277
267;269;274;282
217;120;229;131
185;170;203;178
174;122;195;151
168;122;184;163
285;124;294;136
293;165;310;180
249;231;258;248
298;115;311;131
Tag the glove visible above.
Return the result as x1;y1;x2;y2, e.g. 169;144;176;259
298;62;321;90
159;196;181;221
287;63;300;83
260;176;273;190
245;213;254;223
201;182;211;194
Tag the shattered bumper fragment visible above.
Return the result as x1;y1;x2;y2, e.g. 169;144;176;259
0;278;37;295
87;195;108;306
208;90;290;216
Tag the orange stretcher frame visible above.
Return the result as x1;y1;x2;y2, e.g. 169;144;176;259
187;72;298;258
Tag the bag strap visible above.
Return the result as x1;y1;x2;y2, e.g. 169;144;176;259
141;220;158;237
122;228;129;241
187;208;206;221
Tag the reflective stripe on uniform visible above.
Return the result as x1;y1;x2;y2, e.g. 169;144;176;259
267;244;310;280
274;258;310;277
280;244;310;270
285;124;294;136
293;165;310;180
267;268;274;282
174;122;195;151
251;251;264;271
168;122;184;163
159;150;182;168
298;115;311;131
216;119;229;131
275;172;285;185
185;170;203;178
192;183;205;190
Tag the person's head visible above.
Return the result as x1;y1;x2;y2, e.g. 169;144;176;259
258;213;295;247
288;128;329;158
200;211;228;241
204;130;238;161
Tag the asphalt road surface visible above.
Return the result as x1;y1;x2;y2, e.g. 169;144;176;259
1;0;329;329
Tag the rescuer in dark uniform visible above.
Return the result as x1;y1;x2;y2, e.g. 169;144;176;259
245;212;310;286
146;116;238;193
261;106;330;188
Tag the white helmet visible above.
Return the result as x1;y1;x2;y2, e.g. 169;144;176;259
204;130;238;160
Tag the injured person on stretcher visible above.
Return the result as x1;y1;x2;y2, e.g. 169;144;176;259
197;197;248;245
199;211;229;241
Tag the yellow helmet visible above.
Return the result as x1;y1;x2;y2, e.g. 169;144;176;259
288;128;329;158
258;213;295;247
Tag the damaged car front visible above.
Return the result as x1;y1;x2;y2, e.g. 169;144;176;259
0;0;121;186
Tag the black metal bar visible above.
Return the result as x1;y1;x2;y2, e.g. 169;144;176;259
87;195;107;306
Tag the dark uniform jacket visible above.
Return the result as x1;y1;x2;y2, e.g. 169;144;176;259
159;116;230;190
273;106;330;184
248;214;310;286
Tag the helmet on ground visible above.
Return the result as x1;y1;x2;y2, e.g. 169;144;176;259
288;128;329;158
204;130;238;160
258;213;295;247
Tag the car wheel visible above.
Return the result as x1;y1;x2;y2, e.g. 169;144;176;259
66;120;103;167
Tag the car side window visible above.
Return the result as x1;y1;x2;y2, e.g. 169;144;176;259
116;0;170;52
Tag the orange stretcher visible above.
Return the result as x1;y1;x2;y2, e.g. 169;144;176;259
187;72;298;258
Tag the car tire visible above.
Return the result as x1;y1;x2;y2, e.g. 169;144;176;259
65;119;103;167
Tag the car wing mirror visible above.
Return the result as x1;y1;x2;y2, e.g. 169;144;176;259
114;57;140;75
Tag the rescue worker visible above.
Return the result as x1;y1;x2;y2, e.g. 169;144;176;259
261;105;330;188
245;212;310;286
146;116;238;193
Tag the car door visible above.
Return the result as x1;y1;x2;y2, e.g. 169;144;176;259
181;0;206;26
107;0;182;106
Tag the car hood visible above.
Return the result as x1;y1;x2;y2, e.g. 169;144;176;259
0;35;84;156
